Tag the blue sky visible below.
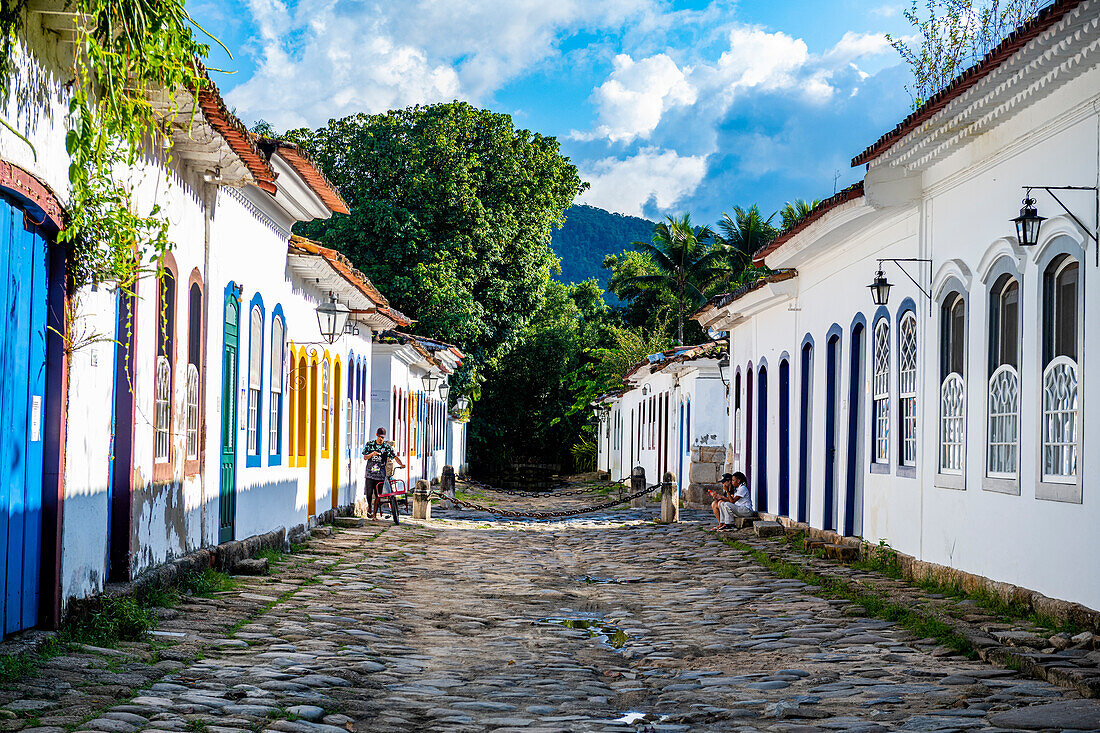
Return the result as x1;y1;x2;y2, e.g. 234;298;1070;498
189;0;917;226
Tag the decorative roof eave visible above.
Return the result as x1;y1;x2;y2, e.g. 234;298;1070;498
692;270;799;331
852;0;1095;170
288;234;389;305
254;137;350;215
622;341;725;384
751;182;865;266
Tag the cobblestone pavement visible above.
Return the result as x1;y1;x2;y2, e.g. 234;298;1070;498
4;496;1100;732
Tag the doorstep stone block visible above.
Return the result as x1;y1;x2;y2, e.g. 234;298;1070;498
753;520;784;538
825;544;859;562
232;558;268;576
733;516;758;529
334;516;364;529
312;526;334;538
806;539;826;552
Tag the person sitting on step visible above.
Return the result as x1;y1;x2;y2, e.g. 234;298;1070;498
708;472;736;529
714;472;754;530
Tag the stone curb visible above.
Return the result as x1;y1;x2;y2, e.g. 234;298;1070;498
738;527;1100;699
757;511;1100;633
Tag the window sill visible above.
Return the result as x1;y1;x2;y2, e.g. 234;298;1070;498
982;476;1020;495
1037;479;1082;504
245;455;262;468
269;454;282;467
934;472;965;490
895;465;916;479
869;463;891;475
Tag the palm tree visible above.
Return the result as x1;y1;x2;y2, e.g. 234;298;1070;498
716;204;778;257
623;214;727;345
779;198;822;230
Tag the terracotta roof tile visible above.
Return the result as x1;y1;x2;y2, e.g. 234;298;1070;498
851;0;1080;167
254;137;350;215
288;235;411;326
192;69;277;194
751;182;864;266
691;269;799;323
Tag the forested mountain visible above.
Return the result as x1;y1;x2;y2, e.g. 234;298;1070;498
551;205;655;286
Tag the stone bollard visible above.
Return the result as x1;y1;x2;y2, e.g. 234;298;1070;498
660;471;679;524
412;479;432;521
441;465;456;509
629;466;647;508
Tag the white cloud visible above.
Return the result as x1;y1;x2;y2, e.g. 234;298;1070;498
227;0;673;129
579;147;707;217
713;26;810;96
580;53;696;144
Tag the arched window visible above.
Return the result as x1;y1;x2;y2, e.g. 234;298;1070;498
247;305;263;458
269;314;285;459
154;268;176;464
297;354;308;460
872;318;890;464
1042;255;1079;482
359;364;367;448
898;311;918;467
321;357;330;453
939;292;966;475
734;370;742;457
987;275;1019;479
186;281;202;464
347;361;355;452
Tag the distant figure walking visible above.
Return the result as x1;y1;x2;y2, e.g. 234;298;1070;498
363;427;404;520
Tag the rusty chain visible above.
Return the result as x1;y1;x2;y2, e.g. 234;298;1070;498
431;481;659;520
456;476;629;498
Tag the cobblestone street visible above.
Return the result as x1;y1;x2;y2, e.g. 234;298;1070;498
4;500;1100;733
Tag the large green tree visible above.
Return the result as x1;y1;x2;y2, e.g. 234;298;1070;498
284;102;586;396
471;279;609;475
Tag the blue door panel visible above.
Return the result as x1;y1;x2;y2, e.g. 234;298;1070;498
0;197;47;634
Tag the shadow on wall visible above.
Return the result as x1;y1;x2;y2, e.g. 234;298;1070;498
235;473;305;540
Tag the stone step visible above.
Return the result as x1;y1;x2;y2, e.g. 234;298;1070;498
753;520;785;538
311;526;334;538
232;558;268;576
825;543;859;562
733;516;758;529
806;539;827;552
334;516;364;529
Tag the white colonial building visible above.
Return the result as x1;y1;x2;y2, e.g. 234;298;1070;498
692;0;1100;610
0;6;472;631
596;342;728;503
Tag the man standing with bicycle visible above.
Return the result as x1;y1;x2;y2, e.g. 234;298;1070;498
364;427;404;519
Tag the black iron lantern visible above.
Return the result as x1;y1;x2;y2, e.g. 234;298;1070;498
315;293;350;344
421;373;439;394
1012;196;1046;247
868;269;892;306
718;355;730;386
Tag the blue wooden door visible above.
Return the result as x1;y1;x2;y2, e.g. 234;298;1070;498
0;197;48;633
824;335;840;531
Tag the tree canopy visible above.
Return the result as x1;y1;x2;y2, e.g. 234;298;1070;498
284;102;587;396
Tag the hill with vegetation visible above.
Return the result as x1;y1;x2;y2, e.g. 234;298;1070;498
551;205;655;287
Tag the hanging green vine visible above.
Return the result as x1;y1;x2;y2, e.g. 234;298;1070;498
0;0;226;291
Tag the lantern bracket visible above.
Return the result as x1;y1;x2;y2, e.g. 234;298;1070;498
1021;186;1099;265
876;258;933;315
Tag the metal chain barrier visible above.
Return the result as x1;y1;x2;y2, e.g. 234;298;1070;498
456;476;629;498
431;481;659;520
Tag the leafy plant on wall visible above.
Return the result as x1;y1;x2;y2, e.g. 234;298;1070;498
0;0;224;292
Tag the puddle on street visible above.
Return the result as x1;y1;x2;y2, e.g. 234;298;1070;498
537;616;630;648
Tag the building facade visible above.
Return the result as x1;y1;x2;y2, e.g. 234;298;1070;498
691;0;1100;610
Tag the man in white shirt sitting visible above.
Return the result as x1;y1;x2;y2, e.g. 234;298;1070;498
716;472;754;530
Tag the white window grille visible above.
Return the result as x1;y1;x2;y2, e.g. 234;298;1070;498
321;360;330;451
155;356;172;462
939;373;965;473
1042;356;1078;481
269;316;283;456
873;320;890;463
898;313;918;466
987;365;1018;478
186;364;199;460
